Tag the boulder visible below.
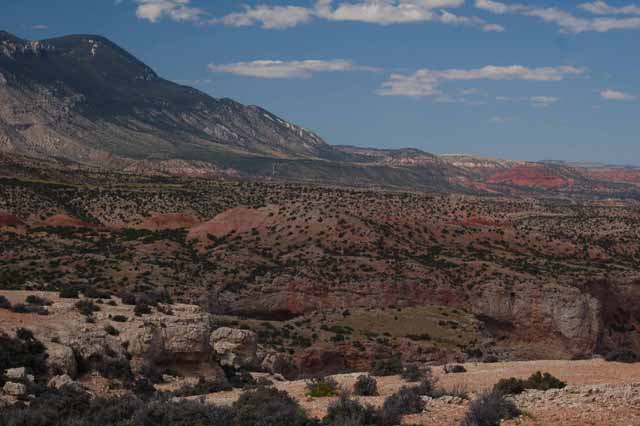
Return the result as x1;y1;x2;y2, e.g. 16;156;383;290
4;367;27;381
124;313;213;373
210;327;258;369
59;329;128;372
48;374;83;392
46;342;78;378
2;382;27;397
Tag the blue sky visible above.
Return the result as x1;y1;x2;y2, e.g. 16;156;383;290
2;0;640;164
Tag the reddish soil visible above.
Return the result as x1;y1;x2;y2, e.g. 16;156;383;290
135;213;200;230
0;212;24;228
39;214;98;229
486;164;574;189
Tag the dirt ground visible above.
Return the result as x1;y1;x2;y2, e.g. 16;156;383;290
203;360;640;426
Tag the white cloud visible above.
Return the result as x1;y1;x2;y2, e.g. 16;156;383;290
31;25;48;30
475;0;640;33
490;115;512;123
215;5;313;29
377;65;584;97
579;1;640;15
530;96;559;107
211;0;500;30
208;59;376;79
135;0;204;23
600;89;637;100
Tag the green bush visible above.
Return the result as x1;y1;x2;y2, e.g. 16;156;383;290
369;355;403;377
401;364;424;382
605;349;638;363
134;302;152;316
353;375;378;396
0;329;47;387
0;295;11;310
231;387;313;426
460;390;521;426
306;376;339;397
75;300;100;316
25;295;51;306
494;371;566;396
493;377;525;395
381;386;425;420
524;371;566;391
59;287;80;299
103;325;119;336
0;387;234;426
323;394;381;426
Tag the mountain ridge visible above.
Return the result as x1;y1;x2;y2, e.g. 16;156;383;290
1;31;640;198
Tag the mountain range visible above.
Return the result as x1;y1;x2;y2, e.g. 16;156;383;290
1;30;640;198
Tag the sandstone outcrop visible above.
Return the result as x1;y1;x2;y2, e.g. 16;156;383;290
210;327;258;369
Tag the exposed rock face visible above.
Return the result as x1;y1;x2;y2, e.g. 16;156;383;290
47;374;83;391
472;282;602;355
59;329;128;370
210;327;258;369
124;308;214;372
4;367;27;381
2;382;27;397
46;342;78;378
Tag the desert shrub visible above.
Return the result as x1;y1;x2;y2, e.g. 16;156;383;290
306;376;340;397
59;287;80;299
227;369;257;389
96;357;133;381
119;292;137;305
0;295;11;309
0;329;47;387
353;375;378;396
104;325;119;336
493;378;525;395
460;389;521;426
444;364;466;374
413;371;440;397
381;386;425;421
401;364;424;382
132;400;233;426
11;303;48;315
0;387;234;426
369;355;403;376
483;355;499;363
82;288;111;300
323;394;381;426
232;386;313;426
605;349;638;363
495;372;565;395
25;295;51;306
272;356;299;380
170;376;232;397
111;315;128;323
134;302;152;316
445;384;470;400
75;300;100;316
524;371;566;391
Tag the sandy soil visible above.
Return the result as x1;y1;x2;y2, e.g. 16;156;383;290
203;360;640;426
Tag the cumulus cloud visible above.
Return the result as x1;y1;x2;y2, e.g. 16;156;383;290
214;5;313;29
475;0;640;33
377;65;584;97
579;1;640;15
135;0;204;23
600;89;637;100
210;0;501;30
208;59;377;79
